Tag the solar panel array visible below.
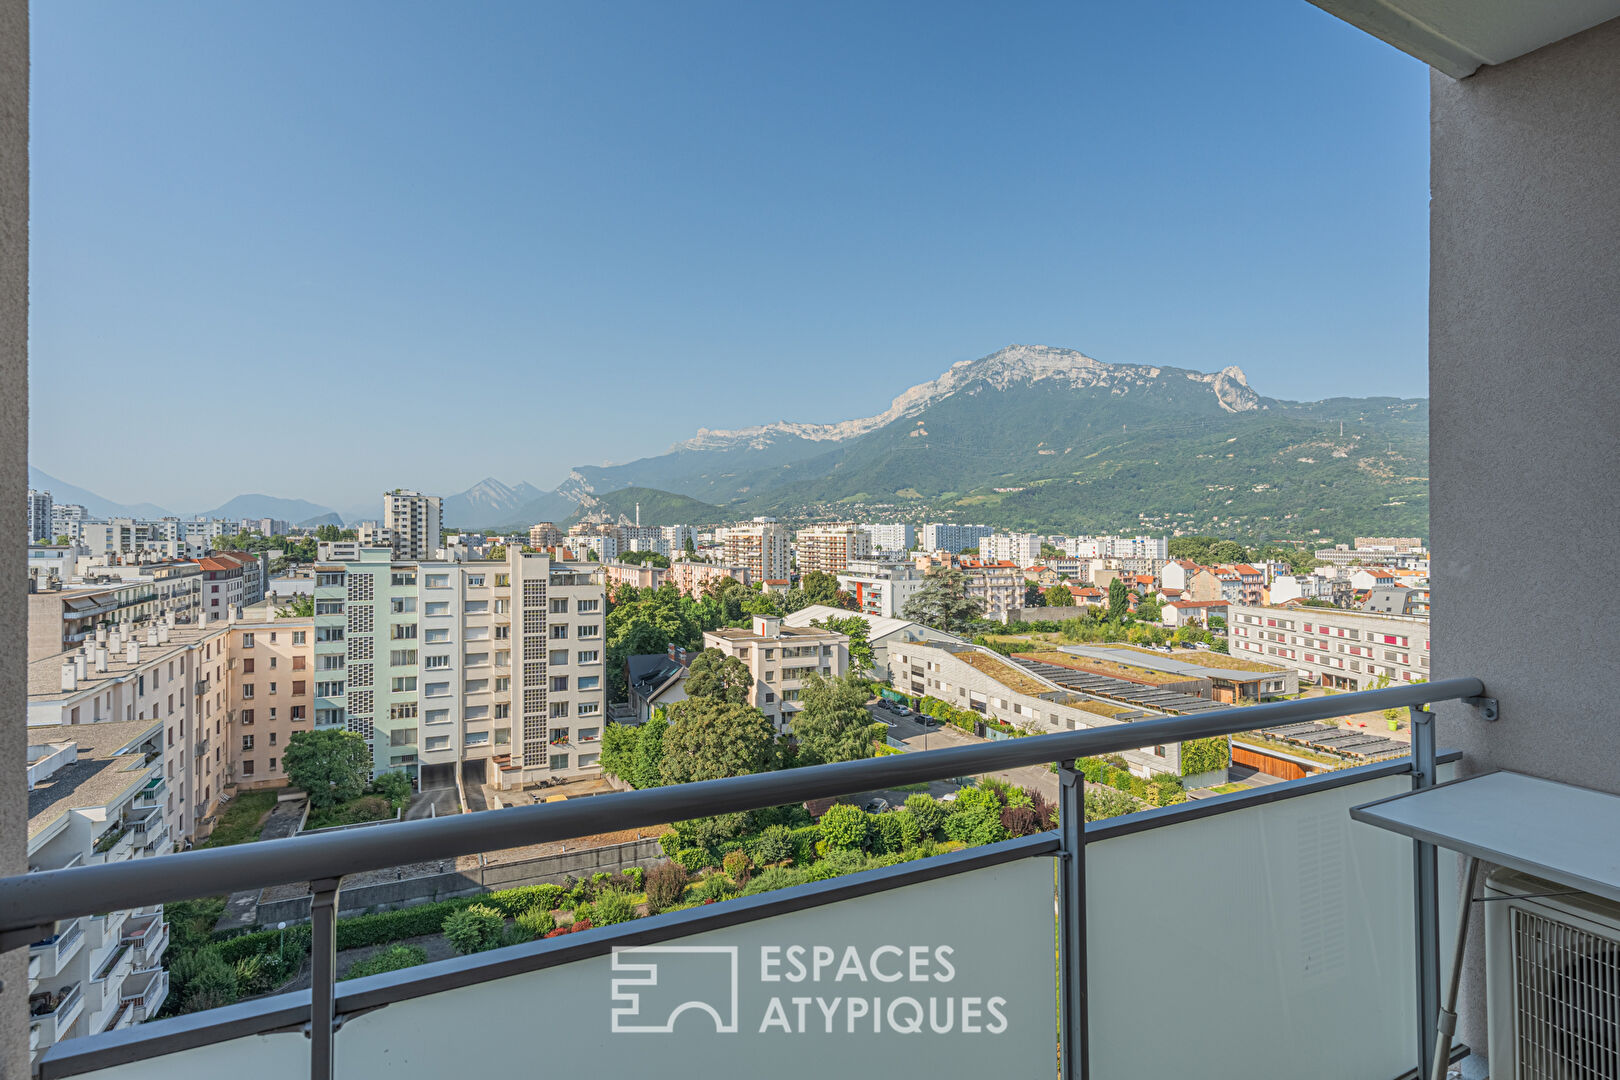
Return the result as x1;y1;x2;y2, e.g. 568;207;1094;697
1254;720;1408;760
1013;658;1224;716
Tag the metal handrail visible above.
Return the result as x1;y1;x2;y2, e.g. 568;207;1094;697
0;677;1483;939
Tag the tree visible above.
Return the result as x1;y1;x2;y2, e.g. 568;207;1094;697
902;566;984;633
1043;584;1073;608
1135;593;1163;623
1107;578;1130;622
659;699;775;784
1209;539;1247;563
52;534;71;545
808;614;874;672
442;905;504;954
683;648;752;704
683;534;697;557
797;570;843;608
276;594;314;618
790;673;879;767
1023;581;1046;607
283;729;371;810
1039;541;1064;559
619;549;671;568
631;713;668;789
818;803;869;851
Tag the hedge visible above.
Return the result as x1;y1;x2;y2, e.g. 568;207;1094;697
1076;757;1186;808
1178;737;1230;776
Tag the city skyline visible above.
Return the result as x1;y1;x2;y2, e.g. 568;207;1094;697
30;1;1428;509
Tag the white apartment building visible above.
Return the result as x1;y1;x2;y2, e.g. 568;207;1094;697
983;532;1040;567
794;523;871;576
661;525;697;554
723;519;790;583
310;548;607;788
858;522;914;553
702;615;848;731
836;558;925;619
26;718;171;1064
920;523;992;555
1227;603;1430;691
528;522;563;550
49;503;88;541
381;491;442;561
1061;535;1168;563
960;559;1024;621
28;488;53;543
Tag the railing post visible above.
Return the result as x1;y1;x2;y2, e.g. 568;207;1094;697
1409;705;1440;1080
309;877;341;1080
1057;760;1088;1080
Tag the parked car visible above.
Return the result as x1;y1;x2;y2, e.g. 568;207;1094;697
895;705;911;716
920;714;936;726
864;798;891;814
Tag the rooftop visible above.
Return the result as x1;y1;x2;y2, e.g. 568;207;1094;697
27;621;229;701
27;718;162;841
1076;644;1287;678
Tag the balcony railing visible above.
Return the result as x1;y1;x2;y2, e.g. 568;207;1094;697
1;678;1491;1080
27;981;83;1047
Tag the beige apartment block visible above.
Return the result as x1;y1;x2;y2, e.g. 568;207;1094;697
794;523;871;577
216;606;313;791
528;522;562;550
666;559;749;598
702;615;848;730
721;520;790;584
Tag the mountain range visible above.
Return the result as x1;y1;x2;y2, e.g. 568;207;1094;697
32;345;1429;541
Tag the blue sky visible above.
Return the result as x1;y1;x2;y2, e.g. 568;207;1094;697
29;1;1428;515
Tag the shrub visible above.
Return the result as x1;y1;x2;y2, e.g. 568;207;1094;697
817;804;869;852
442;905;504;955
871;812;906;854
544;918;593;938
516;908;557;939
787;825;821;865
591;888;638;926
904;793;944;838
482;884;563;918
674;847;712;873
624;866;645;891
644;860;690;913
721;848;753;887
343;944;428;980
659;832;683;858
1179;737;1230;777
894;808;922;848
693;874;734;903
751;824;794;865
174;945;239;1013
366;771;413;810
1000;806;1042;837
741;865;810;896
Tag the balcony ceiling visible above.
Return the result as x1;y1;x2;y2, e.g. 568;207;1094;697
1308;0;1620;77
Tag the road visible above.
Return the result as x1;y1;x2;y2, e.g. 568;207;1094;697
866;703;1059;802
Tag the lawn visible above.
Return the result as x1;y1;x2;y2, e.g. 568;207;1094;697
954;649;1057;697
1095;644;1283;675
200;790;281;848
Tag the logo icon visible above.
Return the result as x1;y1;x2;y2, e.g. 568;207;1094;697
610;945;740;1034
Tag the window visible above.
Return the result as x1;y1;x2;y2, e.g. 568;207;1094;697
317;655;345;670
424;735;451;751
315;599;344;615
316;681;345;697
389;728;417;747
241;633;254;648
390;702;419;720
494;702;511;719
292;631;306;645
292;680;305;695
241;735;254;751
424;573;449;588
269;757;277;771
550;701;569;719
423;627;450;644
495;727;511;744
577;599;599;613
465;652;488;667
576;650;599;665
466;574;485;588
316;708;343;725
465;626;490;641
494;598;510;614
464;678;488;694
390;649;418;666
291;705;306;720
242;684;255;699
391;624;417;640
465;730;489;746
391;597;417;614
292;655;306;670
578;727;600;742
391;571;417;587
425;654;450;670
576;624;600;639
550;728;570;745
464;600;488;615
578;675;600;691
764;692;775;703
424;708;451;725
551;675;569;692
425;681;451;697
577;701;600;717
549;753;569;770
316;572;345;587
316;626;344;641
269;731;278;746
269;656;278;669
494;574;510;588
550;625;568;640
550;598;569;614
240;709;254;725
465;703;489;720
424;601;450;616
550;649;569;666
494;625;510;640
392;676;418;693
242;759;255;775
494;676;510;692
242;658;256;674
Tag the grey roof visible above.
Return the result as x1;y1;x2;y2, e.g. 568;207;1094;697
1058;645;1286;683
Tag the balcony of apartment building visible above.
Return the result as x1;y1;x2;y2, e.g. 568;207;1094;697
27;981;82;1053
26;919;83;984
119;915;167;971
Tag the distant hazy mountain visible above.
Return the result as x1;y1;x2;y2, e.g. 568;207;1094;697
192;494;342;524
555;344;1429;539
298;512;345;529
564;487;725;528
27;466;173;519
441;478;577;530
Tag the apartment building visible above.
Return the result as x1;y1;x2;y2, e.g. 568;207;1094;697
309;547;607;787
835;558;925;619
528;522;562;550
216;608;312;790
49;502;88;540
722;519;790;584
920;523;991;555
665;558;749;598
982;532;1040;567
1062;534;1168;563
27;615;233;848
1227;603;1430;690
702;615;848;731
381;490;442;561
794;523;870;576
194;552;267;622
619;525;666;556
858;522;913;553
660;525;697;555
600;560;665;590
26;717;171;1063
28;487;52;543
959;559;1023;621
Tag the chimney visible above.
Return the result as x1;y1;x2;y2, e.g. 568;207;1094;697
668;643;676;661
146;627;159;647
61;663;77;691
166;608;176;628
94;647;108;673
157;624;170;644
126;640;140;665
74;652;87;681
95;626;108;645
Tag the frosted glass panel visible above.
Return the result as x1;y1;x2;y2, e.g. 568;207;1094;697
1085;769;1458;1080
55;1031;305;1080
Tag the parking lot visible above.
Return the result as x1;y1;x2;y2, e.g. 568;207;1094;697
865;701;1060;802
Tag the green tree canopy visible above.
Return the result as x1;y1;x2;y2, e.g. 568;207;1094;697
1106;578;1130;622
619;549;671;568
1043;584;1073;608
901;566;984;633
276;594;314;618
283;729;371;810
659;699;775;785
790;673;880;768
683;648;752;704
809;614;873;672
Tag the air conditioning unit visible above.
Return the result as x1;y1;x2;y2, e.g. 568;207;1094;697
1486;868;1620;1079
